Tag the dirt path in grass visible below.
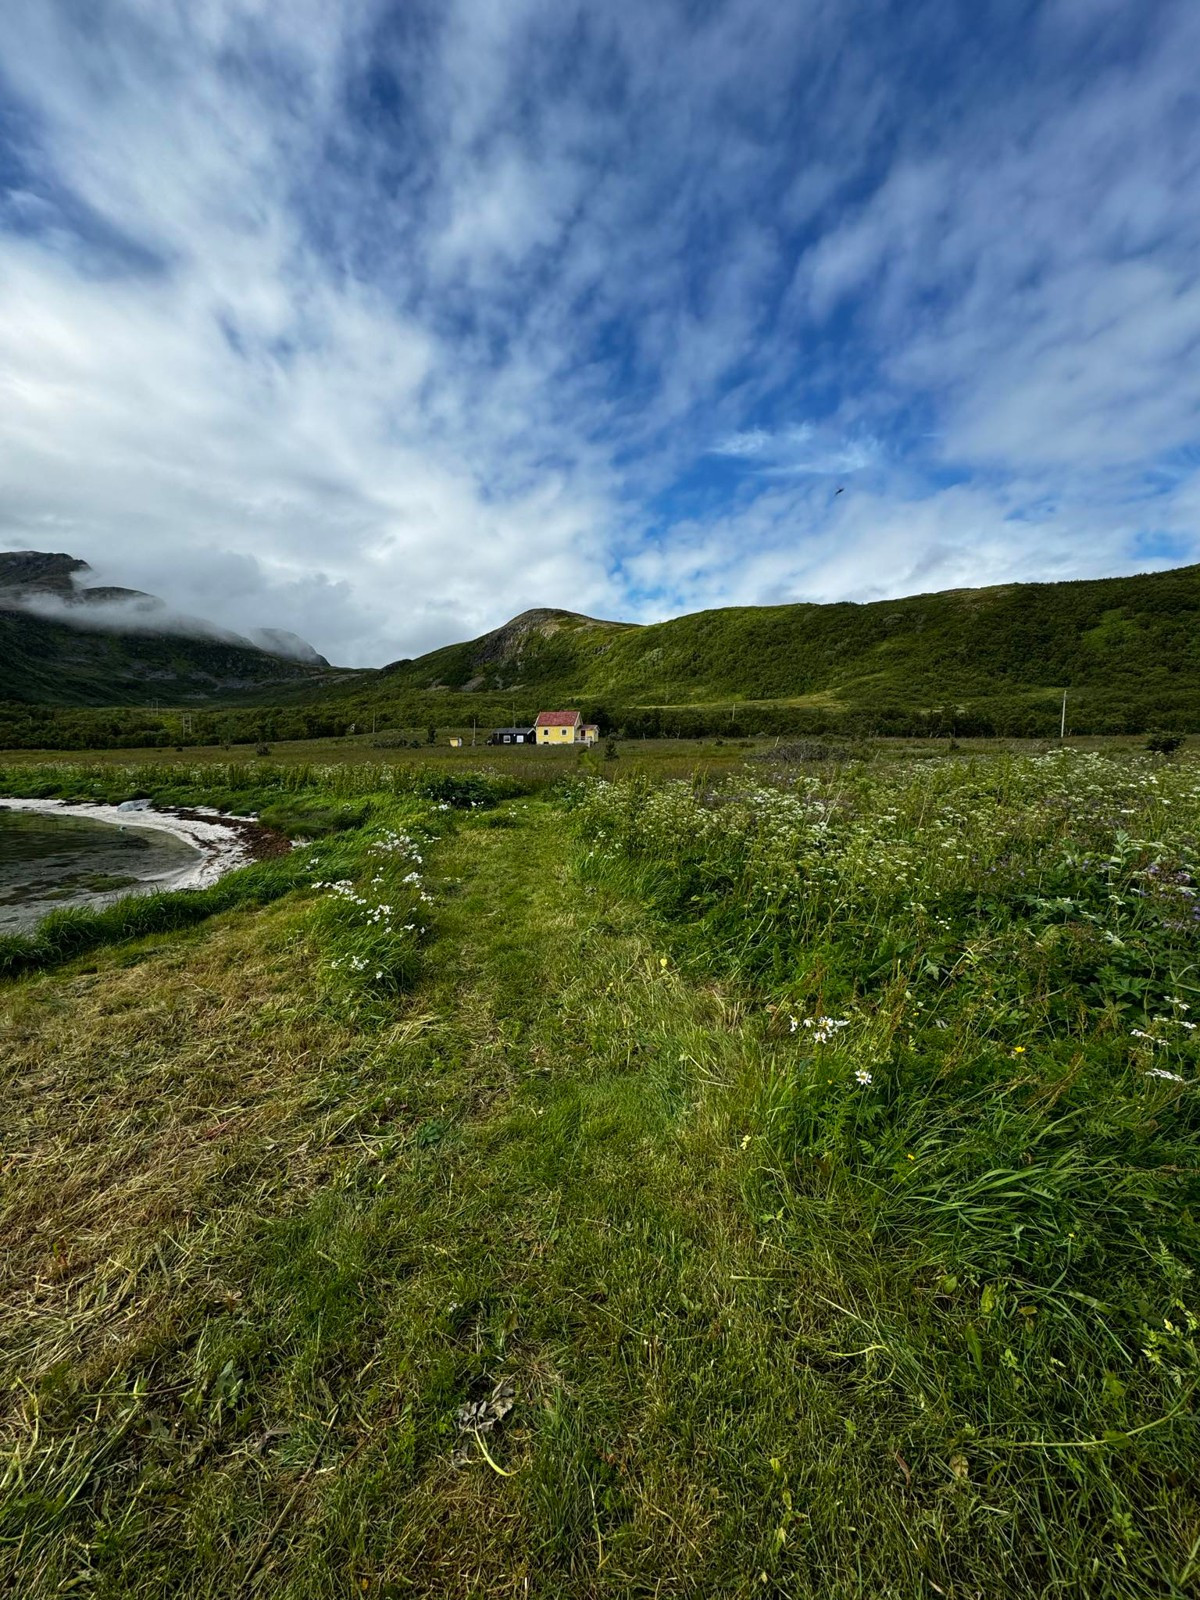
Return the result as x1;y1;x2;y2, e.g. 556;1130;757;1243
0;801;878;1599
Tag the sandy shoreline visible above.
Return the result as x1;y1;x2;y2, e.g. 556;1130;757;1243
0;797;277;892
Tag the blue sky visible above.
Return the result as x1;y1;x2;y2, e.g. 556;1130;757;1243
1;0;1198;664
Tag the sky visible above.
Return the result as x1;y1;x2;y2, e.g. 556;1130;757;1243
1;0;1198;666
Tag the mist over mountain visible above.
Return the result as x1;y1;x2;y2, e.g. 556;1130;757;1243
0;551;328;663
0;551;344;705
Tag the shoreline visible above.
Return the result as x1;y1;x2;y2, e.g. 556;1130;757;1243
0;797;289;893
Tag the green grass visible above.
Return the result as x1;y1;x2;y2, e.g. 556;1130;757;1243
1;751;1199;1595
566;749;1200;1592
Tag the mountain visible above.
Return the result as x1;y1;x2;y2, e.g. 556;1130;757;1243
0;550;168;611
379;608;636;692
0;551;352;706
246;628;328;665
364;565;1200;735
6;552;1200;736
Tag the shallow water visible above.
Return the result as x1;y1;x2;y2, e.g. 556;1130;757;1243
0;808;202;932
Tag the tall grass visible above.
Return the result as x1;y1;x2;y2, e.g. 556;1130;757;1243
6;751;1199;1592
568;751;1200;1591
0;758;529;813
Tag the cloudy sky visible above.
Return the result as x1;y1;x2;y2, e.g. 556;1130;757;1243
1;0;1198;666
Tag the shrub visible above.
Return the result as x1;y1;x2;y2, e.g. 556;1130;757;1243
415;773;505;809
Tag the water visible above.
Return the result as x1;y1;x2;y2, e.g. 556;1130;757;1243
0;808;203;932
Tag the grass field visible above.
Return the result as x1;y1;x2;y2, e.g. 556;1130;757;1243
0;729;1160;778
1;744;1198;1597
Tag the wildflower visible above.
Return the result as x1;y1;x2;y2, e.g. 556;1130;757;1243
805;1015;849;1044
1144;1068;1186;1083
854;1069;873;1086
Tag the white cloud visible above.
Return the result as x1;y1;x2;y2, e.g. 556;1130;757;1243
0;0;1196;669
710;423;878;478
711;429;779;458
622;474;1200;625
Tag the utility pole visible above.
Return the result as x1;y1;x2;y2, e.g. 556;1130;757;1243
1060;690;1067;741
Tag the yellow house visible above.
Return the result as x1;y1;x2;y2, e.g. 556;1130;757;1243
535;710;599;746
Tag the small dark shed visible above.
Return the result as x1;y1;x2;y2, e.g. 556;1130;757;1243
487;726;536;745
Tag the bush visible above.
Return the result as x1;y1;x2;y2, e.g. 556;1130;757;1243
258;797;371;836
415;773;501;809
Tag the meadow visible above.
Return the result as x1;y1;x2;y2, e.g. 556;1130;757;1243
0;742;1197;1597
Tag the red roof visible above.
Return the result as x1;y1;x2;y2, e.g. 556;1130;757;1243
535;710;582;726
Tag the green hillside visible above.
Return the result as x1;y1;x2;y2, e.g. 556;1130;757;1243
378;569;1200;702
327;564;1200;738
